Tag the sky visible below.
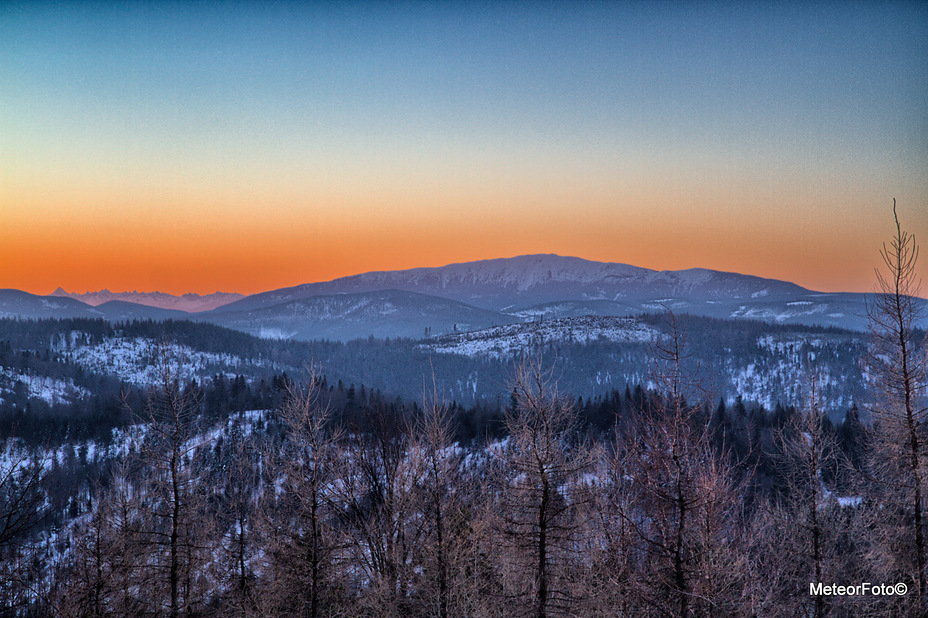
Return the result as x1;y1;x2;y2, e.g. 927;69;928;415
1;1;926;296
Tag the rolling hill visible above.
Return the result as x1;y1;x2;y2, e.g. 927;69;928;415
4;255;922;341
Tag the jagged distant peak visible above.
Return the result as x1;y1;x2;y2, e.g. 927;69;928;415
47;289;245;312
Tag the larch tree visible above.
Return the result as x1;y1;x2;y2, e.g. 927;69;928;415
619;311;749;616
334;399;427;616
412;377;462;617
764;370;844;617
261;373;345;617
214;426;263;617
492;355;593;618
866;200;928;607
124;342;212;617
0;445;49;613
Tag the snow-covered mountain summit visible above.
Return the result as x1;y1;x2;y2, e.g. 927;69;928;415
196;254;877;340
215;254;810;315
3;255;914;340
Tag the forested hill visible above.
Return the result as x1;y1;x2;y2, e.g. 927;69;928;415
0;310;918;615
1;314;876;426
0;326;882;616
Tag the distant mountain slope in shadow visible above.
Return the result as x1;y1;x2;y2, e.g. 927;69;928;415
5;255;923;340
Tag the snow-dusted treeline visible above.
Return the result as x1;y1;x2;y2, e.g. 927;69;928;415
0;351;912;617
0;314;873;422
0;286;922;615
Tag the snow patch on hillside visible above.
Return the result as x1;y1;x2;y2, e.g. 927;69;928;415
420;316;656;359
726;335;857;412
259;328;297;340
731;303;828;323
0;368;89;405
62;337;263;386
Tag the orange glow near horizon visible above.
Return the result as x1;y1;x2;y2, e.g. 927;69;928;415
3;3;926;299
3;180;922;297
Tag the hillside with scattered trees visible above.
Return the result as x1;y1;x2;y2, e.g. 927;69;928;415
0;214;925;616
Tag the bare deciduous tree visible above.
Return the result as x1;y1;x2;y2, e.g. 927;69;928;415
760;370;847;617
0;445;50;613
491;355;593;617
53;467;147;617
618;312;749;616
214;428;263;617
123;342;213;617
866;200;928;604
0;446;47;550
333;399;427;615
261;373;345;617
412;376;460;617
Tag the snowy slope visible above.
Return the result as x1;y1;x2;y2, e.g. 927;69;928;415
215;254;810;314
202;289;518;341
205;254;887;334
0;368;89;405
62;337;268;386
419;314;867;415
421;316;657;359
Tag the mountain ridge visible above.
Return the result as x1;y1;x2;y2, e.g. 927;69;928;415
5;255;924;340
213;254;813;315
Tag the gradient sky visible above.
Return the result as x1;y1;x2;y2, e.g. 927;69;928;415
2;1;926;296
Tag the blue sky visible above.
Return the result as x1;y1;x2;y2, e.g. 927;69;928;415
2;1;926;294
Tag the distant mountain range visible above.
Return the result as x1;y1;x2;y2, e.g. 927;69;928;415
48;288;244;312
2;255;923;341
